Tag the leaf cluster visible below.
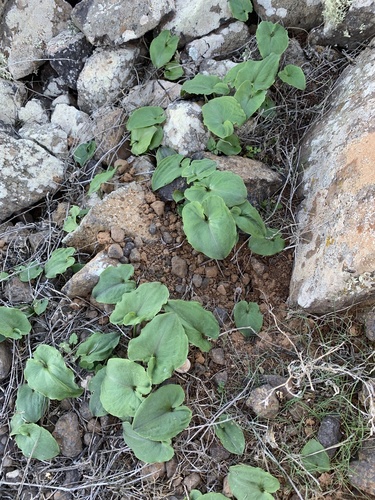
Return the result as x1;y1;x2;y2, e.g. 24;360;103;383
151;150;285;259
180;21;306;155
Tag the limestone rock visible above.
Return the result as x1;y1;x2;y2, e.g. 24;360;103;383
199;59;237;78
204;153;283;205
18;99;49;125
71;0;174;46
161;0;232;46
289;45;375;313
0;78;27;126
184;22;250;63
309;0;375;49
0;132;66;223
122;80;182;114
62;251;120;299
18;123;68;157
253;0;323;30
77;46;140;114
51;103;93;142
63;183;157;253
162;101;210;155
0;0;71;79
46;24;93;90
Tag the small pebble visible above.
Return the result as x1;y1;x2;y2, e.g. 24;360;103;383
175;359;191;373
149;223;158;235
142;463;165;481
192;274;203;287
150;201;165;216
246;384;280;419
205;266;218;278
217;284;227;296
162;231;173;244
210;348;225;365
123;241;135;257
171;256;188;278
53;412;83;458
107;243;123;259
129;248;141;263
183;472;201;491
213;371;228;387
110;226;125;243
0;342;12;381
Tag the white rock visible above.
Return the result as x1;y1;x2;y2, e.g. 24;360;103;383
0;78;27;126
0;0;71;79
161;0;232;45
289;45;375;313
51;103;93;142
185;22;250;63
162;101;210;156
71;0;174;45
199;59;237;78
0;132;66;222
18;99;49;125
122;80;182;114
77;46;140;114
18;123;68;157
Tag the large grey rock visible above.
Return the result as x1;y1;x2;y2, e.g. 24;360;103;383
310;0;375;48
71;0;174;46
0;0;71;79
63;183;157;253
348;438;375;496
0;132;66;223
18;123;68;157
122;80;182;114
162;101;210;156
0;78;27;126
184;22;250;64
161;0;232;46
46;24;93;90
77;46;140;114
253;0;323;29
289;44;375;313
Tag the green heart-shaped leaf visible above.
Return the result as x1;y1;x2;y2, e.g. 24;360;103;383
151;153;185;191
126;106;166;131
122;422;174;463
24;345;83;400
164;299;219;352
0;306;31;339
15;384;47;424
229;0;253;21
14;423;60;460
202;97;246;139
92;264;136;304
100;359;151;418
256;21;289;58
110;282;169;326
215;414;245;455
228;465;280;500
128;313;188;384
150;30;179;69
278;64;306;90
184;171;247;208
233;301;263;338
76;331;120;369
301;439;331;473
44;247;75;279
132;384;191;441
182;195;237;259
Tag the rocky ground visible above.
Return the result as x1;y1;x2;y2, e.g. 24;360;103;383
1;2;375;499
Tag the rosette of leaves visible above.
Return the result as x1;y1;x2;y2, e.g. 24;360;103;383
126;106;166;155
